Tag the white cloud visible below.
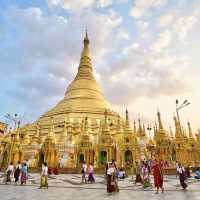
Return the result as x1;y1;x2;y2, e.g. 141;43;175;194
1;1;200;130
151;30;172;52
134;0;167;8
137;20;149;31
1;6;123;122
122;42;140;55
116;29;130;41
98;0;113;7
130;7;144;19
130;0;167;19
158;12;174;27
47;0;114;11
47;0;95;11
158;9;199;41
173;15;197;41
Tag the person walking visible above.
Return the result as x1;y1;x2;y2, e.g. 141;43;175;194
107;163;114;193
177;163;187;190
81;161;87;183
14;161;21;184
5;162;14;184
152;160;164;194
40;162;48;189
141;161;151;188
134;161;143;185
20;163;28;185
88;163;95;183
107;163;119;194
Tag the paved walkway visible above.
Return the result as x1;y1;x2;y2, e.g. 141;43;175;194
0;173;200;200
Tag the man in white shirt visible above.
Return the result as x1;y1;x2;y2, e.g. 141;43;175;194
40;162;48;188
176;163;187;190
6;162;14;184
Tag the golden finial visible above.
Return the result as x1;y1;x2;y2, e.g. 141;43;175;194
84;29;89;46
133;120;136;133
125;107;129;123
188;121;193;138
157;109;163;130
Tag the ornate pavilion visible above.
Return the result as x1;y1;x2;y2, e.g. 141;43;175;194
1;33;200;171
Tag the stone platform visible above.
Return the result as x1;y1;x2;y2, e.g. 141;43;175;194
0;173;200;200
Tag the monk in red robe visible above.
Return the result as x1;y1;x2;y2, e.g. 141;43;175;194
152;160;164;194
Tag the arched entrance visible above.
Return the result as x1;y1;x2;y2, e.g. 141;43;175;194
38;151;45;167
100;151;107;165
79;153;85;163
125;150;133;163
172;148;176;162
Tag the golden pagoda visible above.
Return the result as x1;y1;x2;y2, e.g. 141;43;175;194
1;32;200;172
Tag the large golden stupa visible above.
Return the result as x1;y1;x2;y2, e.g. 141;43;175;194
41;32;111;120
1;33;200;171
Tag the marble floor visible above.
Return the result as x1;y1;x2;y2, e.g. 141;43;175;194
0;173;200;200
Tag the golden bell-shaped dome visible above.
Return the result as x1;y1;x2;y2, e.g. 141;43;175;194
41;31;111;119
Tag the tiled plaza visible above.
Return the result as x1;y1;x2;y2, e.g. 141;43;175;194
0;173;200;200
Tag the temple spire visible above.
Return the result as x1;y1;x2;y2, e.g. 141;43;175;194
157;110;163;130
169;126;174;139
126;108;128;121
84;29;89;46
174;115;182;138
125;108;129;126
133;120;136;134
75;31;93;80
188;121;193;138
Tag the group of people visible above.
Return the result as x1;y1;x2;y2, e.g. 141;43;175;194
135;160;190;193
4;161;48;189
3;159;193;193
135;160;162;193
81;162;95;183
5;161;28;185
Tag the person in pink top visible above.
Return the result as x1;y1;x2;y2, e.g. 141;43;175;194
88;163;95;183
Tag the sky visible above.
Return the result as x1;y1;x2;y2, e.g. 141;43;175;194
0;0;200;134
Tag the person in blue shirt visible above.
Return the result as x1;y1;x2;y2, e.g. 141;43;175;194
20;163;28;185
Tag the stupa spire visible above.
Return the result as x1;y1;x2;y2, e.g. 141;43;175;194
126;108;129;121
188;121;193;138
157;110;163;130
76;31;93;80
133;120;136;134
174;115;182;138
125;108;130;126
84;29;89;46
169;126;174;139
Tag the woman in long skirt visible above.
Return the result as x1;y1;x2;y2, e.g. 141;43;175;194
88;163;95;183
21;163;28;185
14;161;21;183
5;162;14;184
107;163;114;193
152;160;164;194
107;163;119;193
141;162;151;188
40;162;48;188
113;165;119;192
177;163;187;190
135;161;143;184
